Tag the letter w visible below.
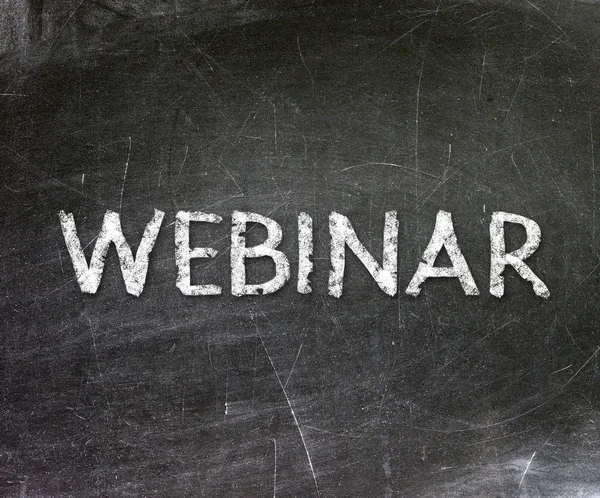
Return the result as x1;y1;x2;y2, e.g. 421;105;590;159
59;209;164;296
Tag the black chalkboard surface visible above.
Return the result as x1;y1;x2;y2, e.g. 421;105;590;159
1;1;599;496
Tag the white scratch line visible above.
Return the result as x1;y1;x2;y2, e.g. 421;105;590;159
590;113;596;243
479;50;486;100
415;345;600;435
176;145;189;183
272;438;277;498
340;162;440;179
89;318;111;413
297;36;315;95
252;313;320;496
526;0;573;48
273;104;278;151
415;54;425;200
379;20;429;54
504;62;527;125
517;451;536;495
120;136;132;212
525;35;562;60
483;345;600;430
550;364;572;375
218;160;244;195
53;0;86;40
284;343;304;389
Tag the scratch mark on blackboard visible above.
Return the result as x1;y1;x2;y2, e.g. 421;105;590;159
88;318;111;414
466;427;537;447
379;20;429;55
504;62;526;126
273;104;278;152
526;0;573;48
251;311;320;496
284;343;303;389
217;159;244;195
590;113;596;244
550;364;572;375
516;451;536;496
573;254;600;291
415;52;426;204
341;161;440;179
525;35;562;60
482;345;600;429
302;424;362;439
478;50;486;101
510;152;525;184
272;438;277;498
119;136;132;213
565;326;582;351
297;36;314;96
175;145;189;184
224;368;229;418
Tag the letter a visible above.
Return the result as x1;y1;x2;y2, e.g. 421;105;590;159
406;210;478;297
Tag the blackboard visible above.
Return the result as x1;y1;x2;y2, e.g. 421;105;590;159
1;1;599;496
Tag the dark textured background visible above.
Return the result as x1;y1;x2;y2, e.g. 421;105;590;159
1;1;600;496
